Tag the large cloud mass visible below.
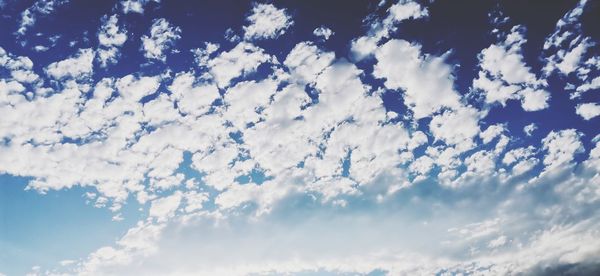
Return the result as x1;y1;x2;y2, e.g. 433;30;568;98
1;0;599;275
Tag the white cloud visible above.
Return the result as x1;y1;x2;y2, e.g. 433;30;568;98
480;124;505;144
575;103;600;120
473;26;550;111
121;0;160;14
541;129;584;172
141;18;181;62
576;75;600;94
350;0;428;61
429;107;480;151
116;74;160;101
149;192;182;222
6;3;600;275
542;0;591;77
33;45;49;52
519;87;550;111
97;14;127;67
191;42;220;68
208;42;273;88
373;39;461;119
243;3;293;40
313;26;333;40
45;48;95;80
523;123;537;136
284;41;335;85
169;72;220;117
16;0;69;36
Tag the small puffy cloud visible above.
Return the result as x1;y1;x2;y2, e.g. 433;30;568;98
350;35;379;61
97;14;127;67
121;0;160;14
373;39;461;119
191;42;220;68
149;192;182;222
480;124;505;144
542;0;592;77
350;0;428;61
575;103;600;120
116;74;160;101
208;42;273;88
141;18;182;62
33;45;49;52
519;87;550;111
429;107;480;151
576;75;600;94
243;3;293;40
313;26;333;40
16;0;69;36
542;129;584;171
169;72;220;116
473;26;550;112
523;123;537;136
45;48;95;79
284;41;335;84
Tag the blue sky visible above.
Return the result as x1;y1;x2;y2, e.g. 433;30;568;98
1;0;600;275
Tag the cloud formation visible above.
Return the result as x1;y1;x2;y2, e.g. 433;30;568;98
1;0;599;275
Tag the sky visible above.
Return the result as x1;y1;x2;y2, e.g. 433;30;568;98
0;0;599;275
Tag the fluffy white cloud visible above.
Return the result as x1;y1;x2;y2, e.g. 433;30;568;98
576;75;600;94
373;39;461;119
5;2;600;275
542;0;591;76
97;14;127;67
208;42;274;88
429;107;480;151
480;124;505;144
169;72;220;116
473;26;550;111
541;129;584;172
243;3;293;40
523;123;537;136
284;41;335;85
0;47;40;87
121;0;160;14
45;48;95;80
16;0;69;36
192;42;220;68
350;0;428;60
141;18;181;62
313;26;333;40
575;103;600;120
519;87;550;111
149;192;182;222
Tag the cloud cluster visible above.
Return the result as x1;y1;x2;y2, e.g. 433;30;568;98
2;0;600;275
243;3;293;40
141;18;181;62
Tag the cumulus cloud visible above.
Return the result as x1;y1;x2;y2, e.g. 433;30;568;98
350;0;428;61
473;26;550;111
4;1;600;275
121;0;160;14
208;42;274;88
313;26;334;40
141;18;182;62
541;129;584;172
576;103;600;120
16;0;69;36
45;48;95;79
97;14;127;67
373;39;461;119
243;3;293;40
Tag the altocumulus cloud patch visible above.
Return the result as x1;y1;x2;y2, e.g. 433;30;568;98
0;0;600;275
